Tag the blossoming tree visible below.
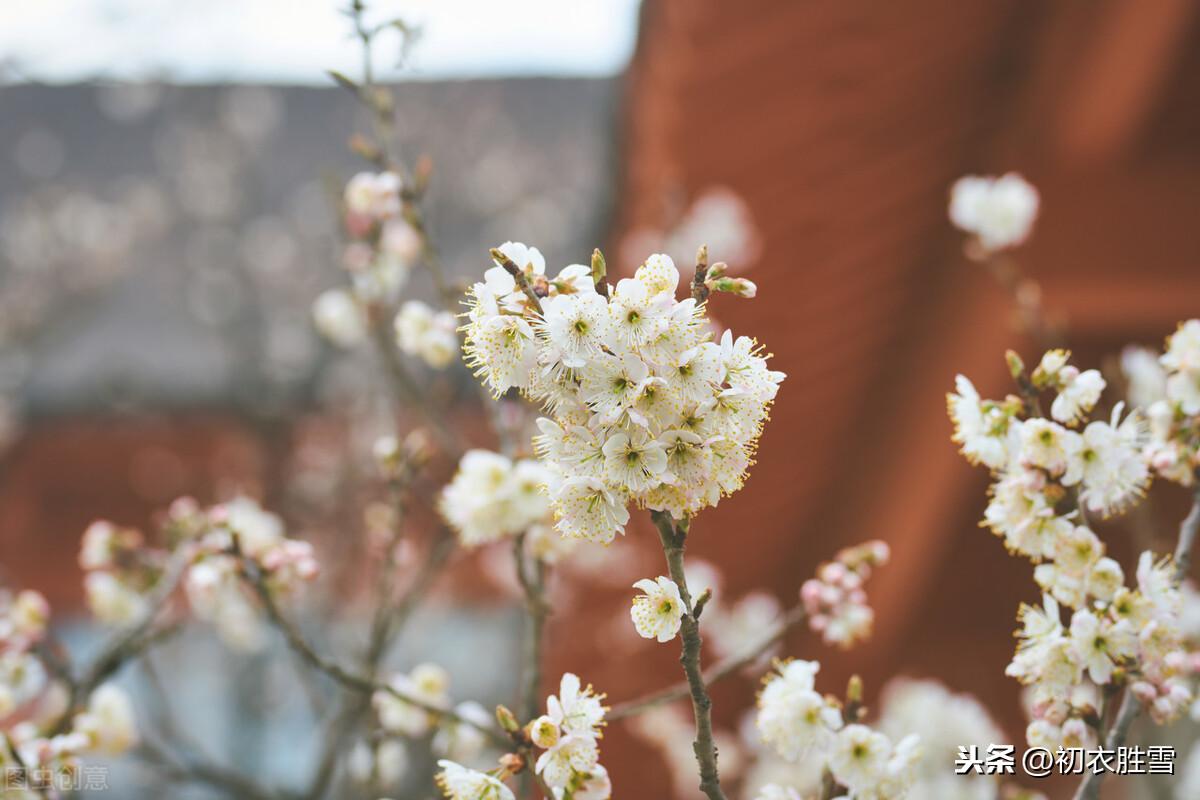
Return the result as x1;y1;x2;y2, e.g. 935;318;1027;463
2;6;1199;800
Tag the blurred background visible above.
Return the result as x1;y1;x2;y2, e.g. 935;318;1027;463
2;1;1200;798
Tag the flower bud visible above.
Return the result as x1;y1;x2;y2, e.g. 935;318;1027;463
494;704;520;733
706;276;757;298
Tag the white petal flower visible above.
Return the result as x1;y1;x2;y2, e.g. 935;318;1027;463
1073;409;1150;516
72;684;138;756
1051;368;1105;426
374;663;450;737
1069;610;1135;685
634;253;680;297
948;173;1039;252
580;352;649;424
602;428;669;493
84;572;147;626
1019;419;1081;478
535;734;599;790
344;171;402;219
756;660;841;761
828;724;891;795
538;293;609;368
546;673;607;738
630;576;685;642
462;311;536;396
1121;346;1167;409
947;375;1015;470
312;288;367;347
1161;319;1200;377
607;278;667;351
553;477;630;543
435;760;514;800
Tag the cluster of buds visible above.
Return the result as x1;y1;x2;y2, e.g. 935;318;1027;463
697;258;757;299
1136;320;1200;485
313;169;423;348
79;496;318;653
0;588;50;719
800;540;890;648
3;683;139;790
79;519;174;627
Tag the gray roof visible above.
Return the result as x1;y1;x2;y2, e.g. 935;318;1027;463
0;79;617;418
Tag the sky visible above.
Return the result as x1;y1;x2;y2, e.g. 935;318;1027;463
1;0;643;84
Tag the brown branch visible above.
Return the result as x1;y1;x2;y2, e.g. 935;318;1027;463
137;736;294;800
370;321;461;456
489;248;544;316
236;553;508;748
651;510;727;800
691;245;710;304
51;549;193;734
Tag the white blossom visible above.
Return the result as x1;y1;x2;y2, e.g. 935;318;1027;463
374;663;450;737
533;673;608;793
629;576;684;642
84;572;147;626
72;684;138;756
440;450;552;546
948;173;1039;253
344;171;401;220
395;300;459;369
312;288;367;347
757;660;842;761
435;760;514;800
461;242;783;542
1050;367;1105;426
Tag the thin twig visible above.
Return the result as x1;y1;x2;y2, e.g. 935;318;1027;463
651;510;727;800
513;532;550;799
691;245;709;304
137;735;295;800
52;549;193;734
489;249;545;316
609;602;806;720
370;322;461;456
236;553;507;747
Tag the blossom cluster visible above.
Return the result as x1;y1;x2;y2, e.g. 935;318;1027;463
756;660;921;800
439;449;554;547
948;340;1200;744
396;299;459;369
82;496;318;652
1122;320;1200;485
0;588;50;719
372;662;493;765
528;673;610;798
432;673;610;800
948;173;1039;255
948;348;1148;546
462;241;784;543
2;587;139;792
800;540;890;649
313;170;421;348
1;683;139;795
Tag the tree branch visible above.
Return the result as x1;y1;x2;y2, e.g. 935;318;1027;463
489;248;544;316
236;553;508;748
650;510;727;800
